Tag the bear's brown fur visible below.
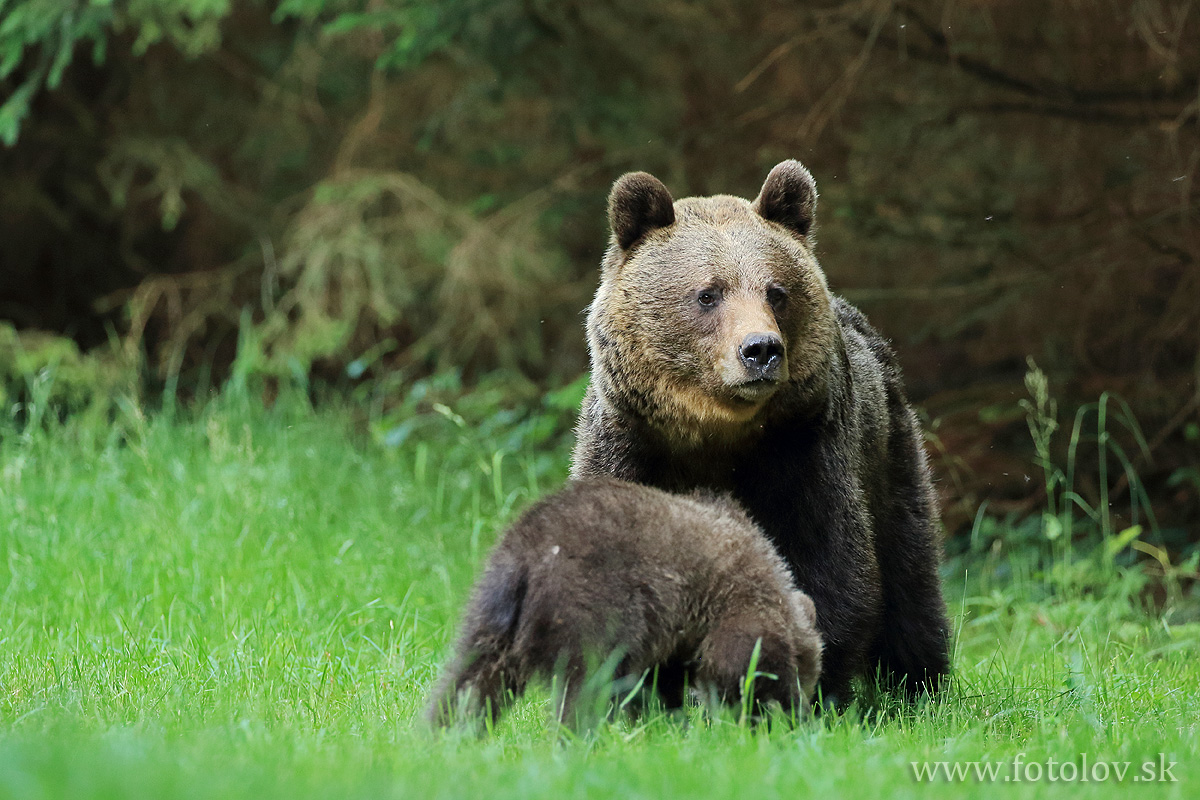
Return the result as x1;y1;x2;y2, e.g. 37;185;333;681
572;161;951;702
426;478;822;728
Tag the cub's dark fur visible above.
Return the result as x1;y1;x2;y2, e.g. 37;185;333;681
572;161;951;701
427;479;822;728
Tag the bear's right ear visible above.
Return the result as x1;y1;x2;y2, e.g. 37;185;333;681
753;160;817;242
608;172;676;250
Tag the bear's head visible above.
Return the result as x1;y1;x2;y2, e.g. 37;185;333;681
586;161;837;443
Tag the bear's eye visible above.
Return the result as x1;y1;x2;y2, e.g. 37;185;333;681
697;288;722;308
767;286;789;310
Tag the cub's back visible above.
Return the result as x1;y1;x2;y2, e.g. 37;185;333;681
501;479;771;566
496;479;793;609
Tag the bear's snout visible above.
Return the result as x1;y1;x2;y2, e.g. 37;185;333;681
738;333;785;381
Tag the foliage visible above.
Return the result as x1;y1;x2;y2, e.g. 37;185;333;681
947;360;1200;612
0;322;137;424
1019;357;1159;544
0;0;230;145
266;169;568;375
1;0;1198;537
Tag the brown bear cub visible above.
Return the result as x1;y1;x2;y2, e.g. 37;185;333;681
572;161;952;703
426;478;822;729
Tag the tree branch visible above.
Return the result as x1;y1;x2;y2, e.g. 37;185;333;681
854;2;1200;110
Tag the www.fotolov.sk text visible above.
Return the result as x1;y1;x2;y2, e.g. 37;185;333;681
911;753;1179;783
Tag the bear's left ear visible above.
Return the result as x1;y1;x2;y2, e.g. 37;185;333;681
608;172;676;250
753;160;817;242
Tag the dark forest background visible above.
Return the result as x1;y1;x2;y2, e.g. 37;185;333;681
2;0;1198;540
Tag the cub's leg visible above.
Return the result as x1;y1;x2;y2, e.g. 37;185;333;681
426;555;530;728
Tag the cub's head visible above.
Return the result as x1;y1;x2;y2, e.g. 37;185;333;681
586;161;836;441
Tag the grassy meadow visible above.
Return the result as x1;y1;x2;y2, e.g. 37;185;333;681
0;391;1197;799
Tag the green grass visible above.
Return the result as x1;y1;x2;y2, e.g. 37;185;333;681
1;396;1197;799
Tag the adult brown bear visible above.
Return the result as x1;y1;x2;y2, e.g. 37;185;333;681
571;161;951;702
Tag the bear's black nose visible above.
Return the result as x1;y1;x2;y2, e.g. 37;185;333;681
739;333;784;379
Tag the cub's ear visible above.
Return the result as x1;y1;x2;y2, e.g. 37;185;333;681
793;591;818;626
608;172;675;250
753;160;817;241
